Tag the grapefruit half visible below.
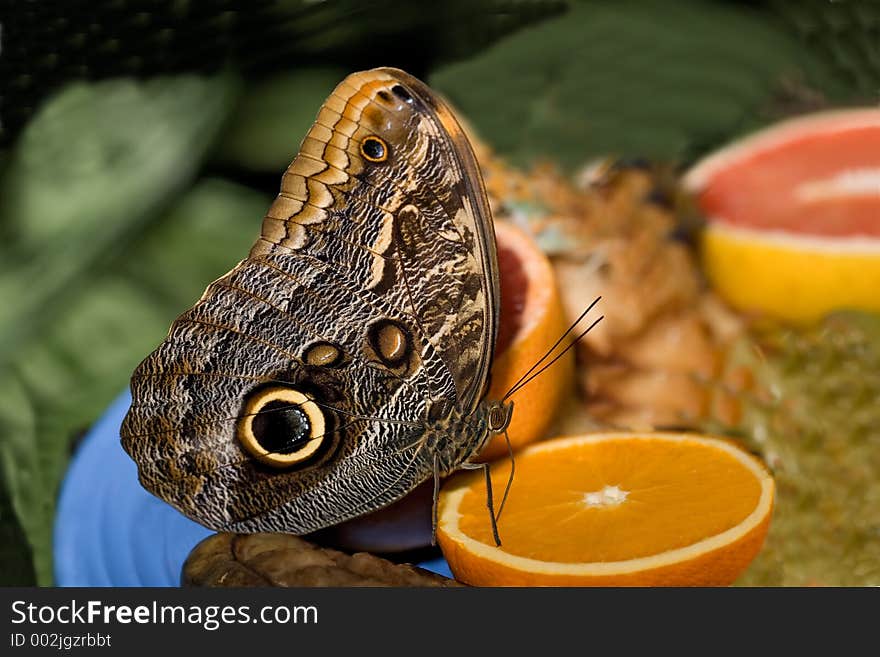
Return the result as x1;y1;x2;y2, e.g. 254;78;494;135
684;108;880;324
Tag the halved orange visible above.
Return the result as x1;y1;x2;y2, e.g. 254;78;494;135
479;220;574;461
437;432;774;586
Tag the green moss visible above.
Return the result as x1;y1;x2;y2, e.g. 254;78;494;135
726;313;880;586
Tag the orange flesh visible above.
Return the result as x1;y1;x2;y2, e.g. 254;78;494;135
700;126;880;237
458;438;763;563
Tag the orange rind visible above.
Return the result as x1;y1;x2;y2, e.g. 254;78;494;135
438;432;774;586
479;220;574;460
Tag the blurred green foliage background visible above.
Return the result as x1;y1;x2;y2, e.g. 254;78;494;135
0;0;877;585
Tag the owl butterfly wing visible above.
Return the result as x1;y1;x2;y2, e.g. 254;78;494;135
254;68;499;413
121;68;499;534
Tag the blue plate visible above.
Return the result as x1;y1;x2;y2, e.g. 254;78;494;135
54;390;452;586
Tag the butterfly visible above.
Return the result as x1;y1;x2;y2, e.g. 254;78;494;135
121;67;520;543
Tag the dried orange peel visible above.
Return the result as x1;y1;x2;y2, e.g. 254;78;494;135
438;432;774;586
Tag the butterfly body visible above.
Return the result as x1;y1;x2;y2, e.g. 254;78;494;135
121;68;505;535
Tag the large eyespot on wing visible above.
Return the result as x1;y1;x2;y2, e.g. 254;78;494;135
119;249;439;533
236;385;327;467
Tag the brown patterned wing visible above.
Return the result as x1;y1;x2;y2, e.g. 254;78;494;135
121;68;499;534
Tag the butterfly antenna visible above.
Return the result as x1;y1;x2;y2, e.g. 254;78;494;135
504;314;603;400
502;298;604;402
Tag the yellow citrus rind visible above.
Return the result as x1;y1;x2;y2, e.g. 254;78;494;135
702;222;880;324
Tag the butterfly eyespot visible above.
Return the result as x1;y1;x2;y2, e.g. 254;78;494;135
303;341;344;368
391;84;413;103
237;386;326;468
367;319;411;368
360;136;388;163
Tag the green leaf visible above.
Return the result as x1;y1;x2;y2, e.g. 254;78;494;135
263;0;568;68
0;75;250;585
431;0;842;170
4;0;565;147
0;75;239;361
0;178;269;586
0;462;36;585
214;68;349;172
769;0;880;102
729;313;880;586
213;0;565;174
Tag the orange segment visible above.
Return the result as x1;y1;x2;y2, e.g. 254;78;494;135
479;220;574;460
438;432;774;586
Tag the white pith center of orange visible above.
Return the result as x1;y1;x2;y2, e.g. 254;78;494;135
582;485;628;508
440;433;774;576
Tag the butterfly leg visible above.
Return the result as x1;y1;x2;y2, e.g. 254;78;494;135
431;452;441;546
495;429;515;523
460;461;502;547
